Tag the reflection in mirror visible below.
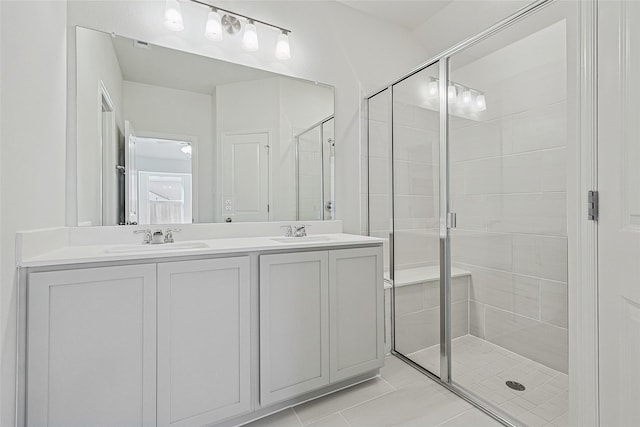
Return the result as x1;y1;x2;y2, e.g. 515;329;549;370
75;26;335;226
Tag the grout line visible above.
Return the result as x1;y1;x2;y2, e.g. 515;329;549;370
434;408;476;427
291;408;305;427
378;375;398;391
338;412;354;426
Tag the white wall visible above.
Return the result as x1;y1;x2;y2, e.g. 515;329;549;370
122;81;214;222
76;27;124;226
66;0;430;233
1;2;68;426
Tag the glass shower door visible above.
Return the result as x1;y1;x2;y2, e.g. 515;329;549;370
391;62;444;377
448;8;570;425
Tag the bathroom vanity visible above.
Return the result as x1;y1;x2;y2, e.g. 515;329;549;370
16;222;384;427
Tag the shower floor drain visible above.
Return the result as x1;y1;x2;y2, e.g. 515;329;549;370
506;380;526;391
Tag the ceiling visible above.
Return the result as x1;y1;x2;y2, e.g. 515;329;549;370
337;1;453;32
112;35;280;94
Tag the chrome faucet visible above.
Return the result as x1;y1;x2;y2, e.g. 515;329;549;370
151;229;165;244
164;228;181;243
293;224;307;237
134;229;152;244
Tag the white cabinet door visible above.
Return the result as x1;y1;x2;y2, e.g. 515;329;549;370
329;247;384;382
259;251;329;406
157;257;251;427
27;264;157;427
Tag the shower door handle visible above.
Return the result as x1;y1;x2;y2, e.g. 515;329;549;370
447;212;457;229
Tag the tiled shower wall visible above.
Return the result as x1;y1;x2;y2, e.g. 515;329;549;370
450;22;568;373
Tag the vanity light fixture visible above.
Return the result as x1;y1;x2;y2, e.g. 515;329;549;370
242;20;259;52
163;0;292;60
164;0;185;32
204;8;223;41
275;30;291;60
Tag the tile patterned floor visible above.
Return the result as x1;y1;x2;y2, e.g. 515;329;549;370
245;335;569;427
408;335;568;427
245;355;502;427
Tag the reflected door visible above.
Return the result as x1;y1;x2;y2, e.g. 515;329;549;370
222;132;270;222
391;62;444;378
124;120;138;225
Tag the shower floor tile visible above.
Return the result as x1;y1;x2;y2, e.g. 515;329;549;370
408;334;568;426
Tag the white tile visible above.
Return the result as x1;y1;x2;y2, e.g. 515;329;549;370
451;232;512;271
395;283;424;315
450;121;505;163
246;409;302;427
466;265;540;319
342;385;469;427
293;378;394;425
512;234;568;282
540;280;568;328
484;307;568;373
486;193;567;236
508;102;567;154
393;125;435;164
395;307;440;354
306;413;350;427
394;161;435;197
368;157;389;196
541;147;567;192
437;409;503;427
469;301;485;338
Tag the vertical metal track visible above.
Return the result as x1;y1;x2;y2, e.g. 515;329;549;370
388;86;397;351
438;59;452;383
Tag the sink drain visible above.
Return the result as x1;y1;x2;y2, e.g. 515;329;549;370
506;380;526;391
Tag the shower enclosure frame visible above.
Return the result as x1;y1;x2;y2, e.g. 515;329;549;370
365;0;599;425
295;115;335;221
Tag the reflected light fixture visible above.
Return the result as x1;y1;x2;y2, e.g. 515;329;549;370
475;94;487;111
243;20;259;52
424;77;488;114
164;0;293;60
448;85;458;102
164;0;185;31
275;30;291;60
204;8;223;41
461;88;472;105
427;80;439;97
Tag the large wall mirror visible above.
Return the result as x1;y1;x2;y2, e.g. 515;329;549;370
75;26;335;226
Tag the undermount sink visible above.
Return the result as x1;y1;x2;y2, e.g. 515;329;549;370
105;241;209;254
270;235;334;244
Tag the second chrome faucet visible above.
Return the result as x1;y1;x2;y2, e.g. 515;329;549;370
134;228;181;244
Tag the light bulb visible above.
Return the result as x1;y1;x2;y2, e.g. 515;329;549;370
205;9;223;41
427;80;439;97
164;0;184;32
448;85;458;103
275;31;291;60
243;20;259;52
475;94;487;111
461;89;472;105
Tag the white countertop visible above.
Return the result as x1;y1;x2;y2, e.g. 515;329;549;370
18;233;384;268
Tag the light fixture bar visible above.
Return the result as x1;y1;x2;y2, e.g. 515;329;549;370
188;0;291;34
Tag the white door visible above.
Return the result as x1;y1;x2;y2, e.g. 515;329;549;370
157;257;251;427
222;132;269;222
598;2;640;425
101;111;118;225
329;247;384;382
27;265;157;427
259;251;329;405
125;120;139;225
